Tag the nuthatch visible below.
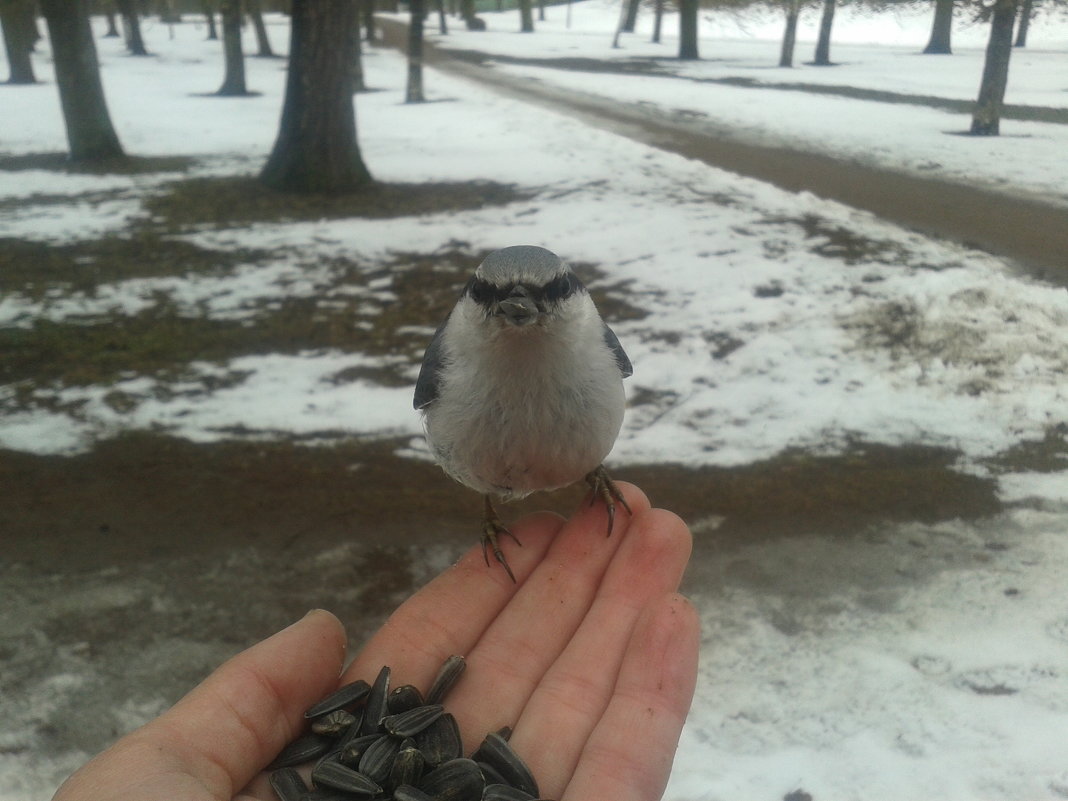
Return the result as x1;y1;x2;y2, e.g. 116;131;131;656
414;245;631;581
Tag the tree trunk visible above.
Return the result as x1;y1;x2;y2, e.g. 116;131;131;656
159;0;181;23
1014;0;1031;46
202;0;218;40
104;7;121;38
39;0;125;162
363;0;376;41
217;0;248;94
651;0;663;44
678;0;698;59
779;1;799;67
1;0;37;83
260;0;371;193
406;0;425;102
436;0;448;34
812;0;835;65
247;0;274;56
923;0;953;54
116;0;149;55
351;6;366;90
970;0;1017;135
518;0;534;32
621;0;639;33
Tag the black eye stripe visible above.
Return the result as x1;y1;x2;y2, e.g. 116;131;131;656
467;274;577;306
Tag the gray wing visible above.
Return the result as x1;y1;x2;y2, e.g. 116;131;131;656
413;320;449;410
602;322;632;378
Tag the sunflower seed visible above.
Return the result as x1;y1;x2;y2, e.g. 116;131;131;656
337;733;380;767
360;665;391;735
304;680;371;719
414;711;463;767
358;733;402;785
389;743;426;790
310;760;382;796
393;785;436;801
268;767;307;801
426;655;467;705
482;784;537;801
473;732;539;798
269;733;333;769
383;704;445;738
388;684;426;714
419;757;486;801
310;709;357;737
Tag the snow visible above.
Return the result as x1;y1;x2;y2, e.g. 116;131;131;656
2;5;1068;801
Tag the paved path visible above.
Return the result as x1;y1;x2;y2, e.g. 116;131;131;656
377;19;1068;282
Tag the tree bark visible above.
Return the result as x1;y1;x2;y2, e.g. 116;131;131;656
1;0;37;83
621;0;639;33
406;0;425;102
678;0;698;59
260;0;372;193
923;0;953;54
970;0;1017;135
518;0;534;32
1014;0;1032;46
116;0;149;55
812;0;835;65
39;0;125;162
202;0;218;40
217;0;248;94
247;0;274;56
779;0;799;67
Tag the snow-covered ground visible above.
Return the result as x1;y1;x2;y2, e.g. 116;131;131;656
2;5;1068;801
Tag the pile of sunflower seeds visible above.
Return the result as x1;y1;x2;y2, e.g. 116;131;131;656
268;655;552;801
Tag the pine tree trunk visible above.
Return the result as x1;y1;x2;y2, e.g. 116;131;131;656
970;0;1017;135
39;0;125;162
1;0;37;83
260;0;372;193
678;0;698;59
923;0;953;54
217;0;248;94
247;0;274;56
406;0;425;102
812;0;835;65
116;0;149;55
1014;0;1031;46
518;0;534;32
779;2;799;67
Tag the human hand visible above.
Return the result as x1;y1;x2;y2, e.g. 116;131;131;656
53;483;699;801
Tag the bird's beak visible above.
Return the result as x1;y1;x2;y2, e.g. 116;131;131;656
497;288;540;327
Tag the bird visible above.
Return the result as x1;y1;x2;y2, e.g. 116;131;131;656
414;245;633;582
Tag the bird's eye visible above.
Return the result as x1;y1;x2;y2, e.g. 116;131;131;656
544;274;573;302
468;279;492;305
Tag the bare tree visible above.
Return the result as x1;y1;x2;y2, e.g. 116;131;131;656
39;0;125;162
260;0;372;193
362;0;376;41
779;0;801;67
202;0;218;40
436;0;448;34
518;0;534;31
1;0;37;83
621;0;640;32
217;0;249;95
103;2;121;38
247;0;275;56
1014;0;1033;45
116;0;149;55
812;0;835;65
407;0;425;102
679;0;699;59
923;0;953;53
970;0;1018;135
652;0;664;44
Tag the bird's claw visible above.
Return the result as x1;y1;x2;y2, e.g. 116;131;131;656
585;465;631;537
482;496;521;583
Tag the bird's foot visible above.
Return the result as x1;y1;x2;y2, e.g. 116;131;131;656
585;464;632;537
482;495;522;583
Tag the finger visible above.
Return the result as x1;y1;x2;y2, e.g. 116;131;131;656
561;594;701;801
341;511;565;692
444;482;652;750
145;609;347;799
513;508;693;797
